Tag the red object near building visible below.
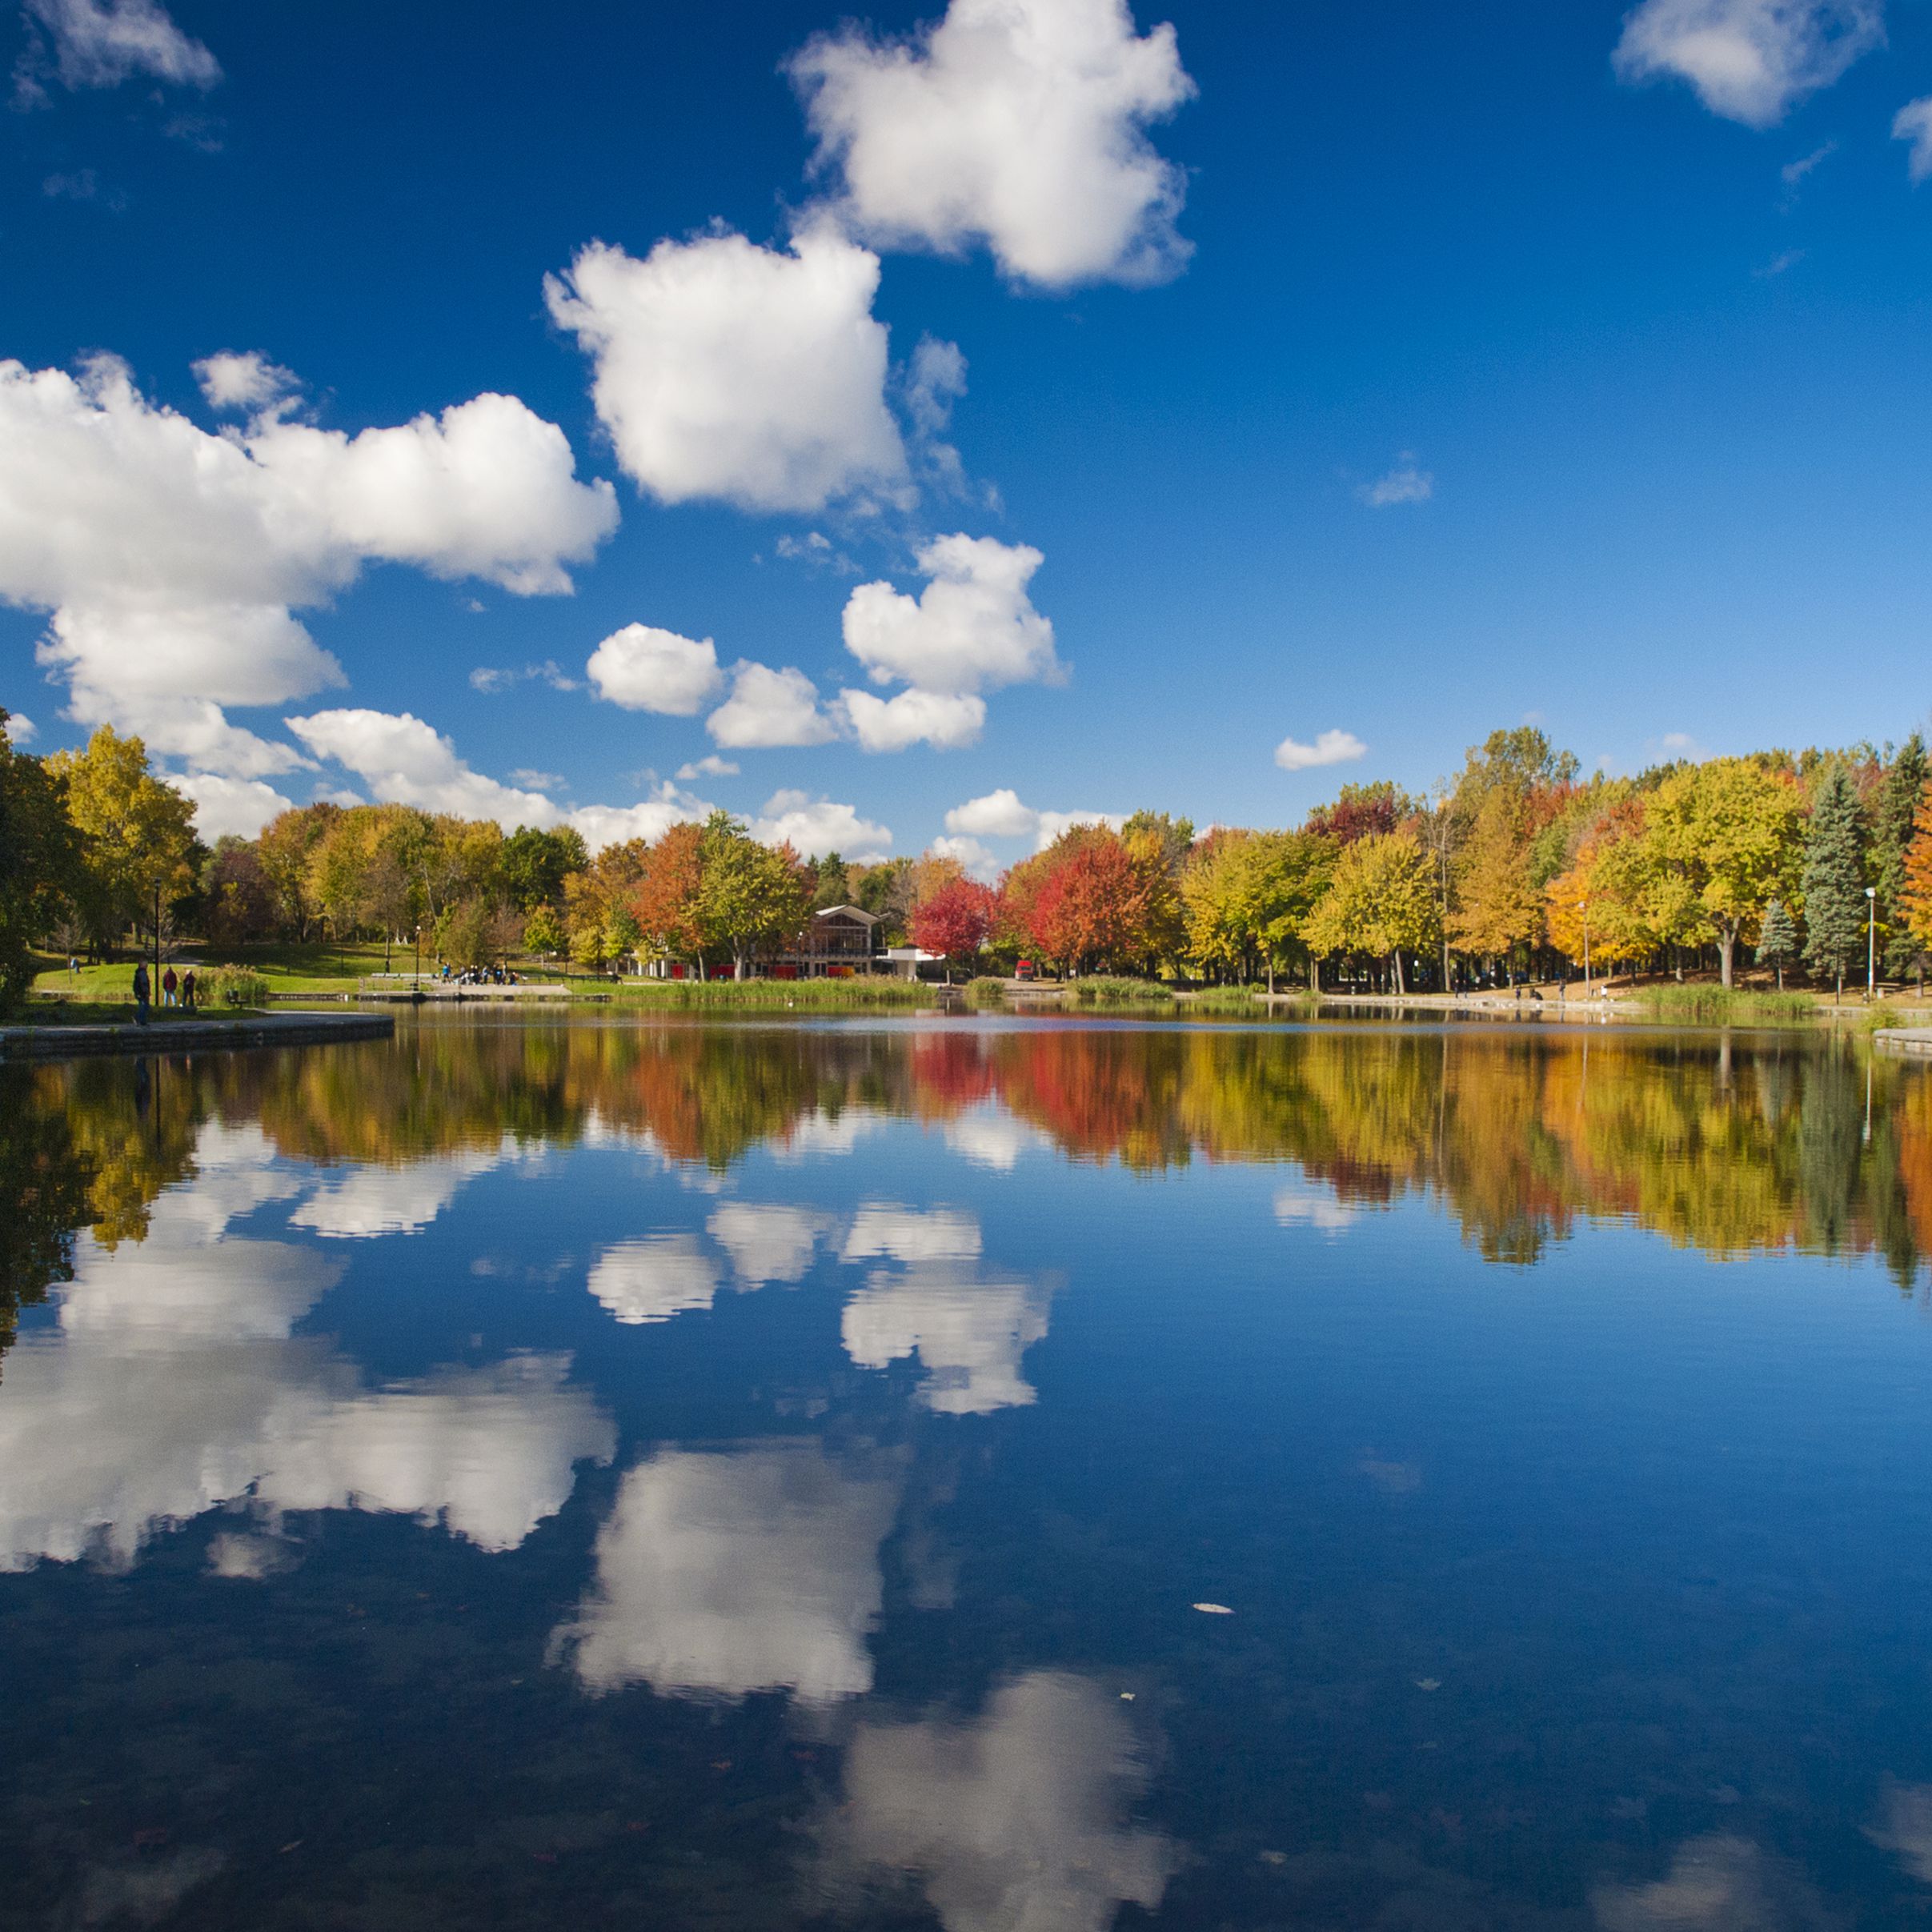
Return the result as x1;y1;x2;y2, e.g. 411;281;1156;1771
1015;959;1036;980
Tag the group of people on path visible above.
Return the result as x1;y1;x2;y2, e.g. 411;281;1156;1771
130;962;198;1024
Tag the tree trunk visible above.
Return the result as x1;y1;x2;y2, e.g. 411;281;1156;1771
1718;926;1734;991
1266;961;1276;995
1392;952;1406;996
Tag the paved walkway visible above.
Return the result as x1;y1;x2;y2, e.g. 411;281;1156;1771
0;1011;394;1060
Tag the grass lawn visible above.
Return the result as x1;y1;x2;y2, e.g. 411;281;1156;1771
33;941;412;1000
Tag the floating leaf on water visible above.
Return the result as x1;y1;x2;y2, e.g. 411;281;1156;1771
1192;1602;1233;1615
1119;1691;1136;1701
1259;1850;1287;1866
1415;1677;1441;1691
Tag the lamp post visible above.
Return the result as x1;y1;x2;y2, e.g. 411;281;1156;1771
1866;885;1878;1002
412;923;423;1000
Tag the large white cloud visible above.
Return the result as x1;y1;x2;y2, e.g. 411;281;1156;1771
840;687;986;752
587;623;723;715
707;663;839;748
0;355;615;776
943;789;1121;851
555;1442;902;1704
842;535;1059;696
825;1672;1175;1931
790;0;1195;290
286;708;563;829
751;789;893;863
23;0;218;93
569;786;711;854
546;226;907;514
168;772;295;842
1612;0;1883;127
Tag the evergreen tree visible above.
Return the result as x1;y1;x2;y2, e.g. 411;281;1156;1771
1756;897;1798;991
1801;768;1867;998
1874;734;1929;973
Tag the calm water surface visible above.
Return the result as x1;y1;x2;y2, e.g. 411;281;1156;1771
6;1016;1932;1929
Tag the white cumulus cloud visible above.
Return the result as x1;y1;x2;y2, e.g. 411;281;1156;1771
546;226;907;514
22;0;219;94
707;663;839;748
840;687;986;752
587;623;723;715
944;787;1038;839
0;354;615;778
169;772;295;842
587;1237;721;1327
5;711;38;744
842;534;1059;695
1612;0;1883;127
752;790;893;863
1274;728;1367;773
790;0;1196;289
569;786;712;854
286;709;560;828
928;834;999;881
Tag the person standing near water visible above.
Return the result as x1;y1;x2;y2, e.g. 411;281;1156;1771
162;965;178;1008
131;961;150;1025
182;968;197;1013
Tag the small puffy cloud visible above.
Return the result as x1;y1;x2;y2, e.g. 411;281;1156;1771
1754;247;1806;276
286;707;560;829
676;754;739;780
839;687;985;752
569;785;711;856
1360;455;1433;507
470;660;579;695
790;0;1196;290
1273;1181;1358;1236
587;1237;719;1326
707;663;838;748
842;533;1058;695
752;789;893;863
844;1204;983;1265
4;711;36;744
1612;0;1882;128
928;833;999;881
0;354;615;779
193;351;297;416
941;788;1120;849
508;768;565;791
546;226;906;514
587;623;723;715
944;786;1037;839
168;772;295;842
904;335;968;491
22;0;220;94
1274;728;1367;772
1895;97;1932;181
707;1204;828;1286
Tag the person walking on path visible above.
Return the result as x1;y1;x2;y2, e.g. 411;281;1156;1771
162;965;178;1008
182;968;197;1013
132;961;150;1025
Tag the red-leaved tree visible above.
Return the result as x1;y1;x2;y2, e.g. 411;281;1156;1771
1016;827;1148;976
908;876;996;981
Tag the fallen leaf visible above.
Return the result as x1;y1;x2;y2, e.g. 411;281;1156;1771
1119;1691;1136;1701
1259;1850;1287;1866
1415;1677;1441;1692
1192;1602;1233;1615
278;1841;303;1856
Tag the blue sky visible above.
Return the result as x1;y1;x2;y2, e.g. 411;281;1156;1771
5;0;1932;871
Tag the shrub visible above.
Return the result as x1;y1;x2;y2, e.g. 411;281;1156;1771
964;976;1008;1008
207;964;271;1009
1068;976;1176;1008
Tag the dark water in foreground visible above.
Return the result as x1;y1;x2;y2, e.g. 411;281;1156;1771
7;1016;1932;1929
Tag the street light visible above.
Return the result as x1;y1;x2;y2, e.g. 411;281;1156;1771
1866;885;1878;1003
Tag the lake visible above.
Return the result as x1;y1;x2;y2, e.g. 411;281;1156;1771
6;1015;1932;1930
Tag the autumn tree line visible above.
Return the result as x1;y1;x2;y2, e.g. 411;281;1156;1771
8;711;1932;1011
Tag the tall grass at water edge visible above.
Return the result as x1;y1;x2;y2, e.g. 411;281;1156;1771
1639;985;1821;1026
610;978;936;1011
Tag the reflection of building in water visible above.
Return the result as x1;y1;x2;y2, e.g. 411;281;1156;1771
824;1671;1174;1932
840;1204;1050;1414
556;1441;902;1705
0;1122;615;1571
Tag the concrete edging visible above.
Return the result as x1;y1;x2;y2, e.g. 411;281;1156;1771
0;1011;395;1060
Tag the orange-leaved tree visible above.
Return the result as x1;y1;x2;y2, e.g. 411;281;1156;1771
908;876;997;981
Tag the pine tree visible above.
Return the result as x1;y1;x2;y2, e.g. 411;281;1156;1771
1875;734;1929;973
1801;768;1867;999
1756;897;1798;991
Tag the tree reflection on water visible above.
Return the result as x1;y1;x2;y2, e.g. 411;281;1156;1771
5;1020;1932;1381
